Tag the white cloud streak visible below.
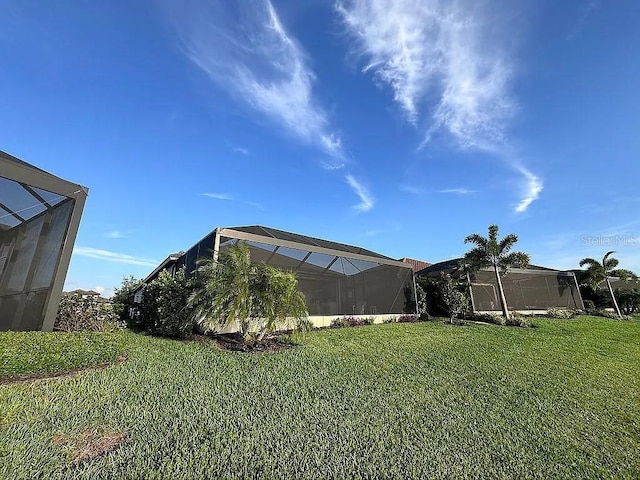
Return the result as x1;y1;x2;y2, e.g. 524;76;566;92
514;168;543;213
200;193;264;210
200;192;235;200
232;146;249;155
345;174;374;212
177;0;345;167
400;185;424;195
438;188;476;195
73;247;158;267
106;230;126;239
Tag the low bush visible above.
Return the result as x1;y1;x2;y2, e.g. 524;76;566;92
586;309;631;321
505;312;533;328
55;294;125;332
397;314;418;323
547;308;578;319
330;316;374;328
295;317;314;332
467;312;533;328
467;312;502;324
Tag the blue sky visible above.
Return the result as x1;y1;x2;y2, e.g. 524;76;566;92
2;0;639;296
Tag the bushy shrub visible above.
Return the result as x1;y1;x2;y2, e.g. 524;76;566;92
55;293;125;332
437;273;470;324
330;316;373;328
112;275;142;323
397;314;418;323
616;288;640;315
547;308;578;319
139;268;194;339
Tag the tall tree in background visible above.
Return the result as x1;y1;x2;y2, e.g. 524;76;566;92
464;225;530;320
579;251;636;319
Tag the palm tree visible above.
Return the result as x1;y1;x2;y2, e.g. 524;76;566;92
188;241;308;341
463;224;530;320
579;251;636;319
252;263;308;341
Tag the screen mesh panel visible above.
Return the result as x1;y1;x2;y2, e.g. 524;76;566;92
0;175;75;331
469;270;583;311
185;232;415;316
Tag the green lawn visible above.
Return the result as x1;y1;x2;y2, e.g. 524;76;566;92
0;331;126;378
1;317;639;479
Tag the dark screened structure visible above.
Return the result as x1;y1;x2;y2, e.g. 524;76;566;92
140;226;416;323
0;151;88;331
418;259;584;312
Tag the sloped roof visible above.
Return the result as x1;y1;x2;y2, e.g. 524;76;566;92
398;257;431;272
417;258;561;276
226;225;393;261
0;150;88;227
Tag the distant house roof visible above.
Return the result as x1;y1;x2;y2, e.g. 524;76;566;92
416;258;562;276
398;257;431;272
68;289;101;296
138;252;184;286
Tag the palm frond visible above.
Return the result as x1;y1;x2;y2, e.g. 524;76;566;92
487;225;499;243
464;233;488;248
610;269;636;282
498;234;518;254
579;258;600;268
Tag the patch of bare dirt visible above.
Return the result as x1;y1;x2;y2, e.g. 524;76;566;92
53;429;128;464
214;332;296;353
0;355;128;386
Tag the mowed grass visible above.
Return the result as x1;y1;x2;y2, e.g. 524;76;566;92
1;317;639;479
0;332;126;377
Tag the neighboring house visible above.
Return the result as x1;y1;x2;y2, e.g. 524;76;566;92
132;252;184;304
0;151;88;332
417;258;585;313
135;225;416;326
399;257;431;272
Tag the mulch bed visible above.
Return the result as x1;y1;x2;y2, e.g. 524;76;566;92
213;332;296;353
0;355;128;386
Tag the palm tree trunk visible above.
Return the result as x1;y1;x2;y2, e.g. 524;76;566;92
605;277;623;319
494;265;510;320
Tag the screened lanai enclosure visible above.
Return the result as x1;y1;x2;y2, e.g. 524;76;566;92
418;259;584;312
142;226;416;321
0;151;87;331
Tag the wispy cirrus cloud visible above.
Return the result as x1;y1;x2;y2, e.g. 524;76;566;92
438;188;477;195
345;174;374;212
200;192;264;210
232;146;249;156
400;185;424;195
514;168;543;213
106;230;126;239
200;192;235;201
177;0;345;167
73;247;158;267
336;0;513;149
336;0;542;212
